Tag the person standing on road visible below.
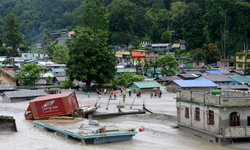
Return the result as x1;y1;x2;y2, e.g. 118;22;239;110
87;91;90;98
129;90;131;98
109;90;112;99
99;91;102;100
157;90;160;98
160;90;162;98
150;90;153;98
136;91;139;98
114;90;117;99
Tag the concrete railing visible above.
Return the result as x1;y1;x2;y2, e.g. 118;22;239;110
220;126;250;138
176;90;250;107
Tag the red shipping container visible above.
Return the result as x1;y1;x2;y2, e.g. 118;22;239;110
25;92;79;120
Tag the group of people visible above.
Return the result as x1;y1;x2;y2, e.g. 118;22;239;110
150;90;162;98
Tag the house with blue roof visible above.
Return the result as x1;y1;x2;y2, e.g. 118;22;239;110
166;80;218;92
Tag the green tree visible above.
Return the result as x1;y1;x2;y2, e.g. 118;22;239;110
204;43;221;64
113;73;145;88
15;63;41;86
161;31;171;43
82;0;108;31
153;54;179;76
107;0;137;46
52;44;69;64
46;75;53;83
179;3;205;50
61;76;76;89
19;42;30;52
189;48;206;61
66;27;117;91
2;13;23;57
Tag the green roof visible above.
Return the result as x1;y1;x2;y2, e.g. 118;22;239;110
132;81;162;88
230;76;250;83
117;68;136;73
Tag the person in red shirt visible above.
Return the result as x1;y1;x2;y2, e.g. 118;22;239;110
136;91;139;98
157;90;160;98
114;90;117;99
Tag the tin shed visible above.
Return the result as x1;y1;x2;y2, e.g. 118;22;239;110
128;81;162;93
2;90;48;103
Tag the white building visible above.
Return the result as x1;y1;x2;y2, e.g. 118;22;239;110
21;53;48;60
176;90;250;145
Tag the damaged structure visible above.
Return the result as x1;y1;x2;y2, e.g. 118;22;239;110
176;90;250;145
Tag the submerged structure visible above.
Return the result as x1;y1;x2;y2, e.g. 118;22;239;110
176;90;250;145
0;116;17;132
34;119;137;144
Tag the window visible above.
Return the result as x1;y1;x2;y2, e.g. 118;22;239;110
239;56;243;60
230;112;240;126
207;110;214;125
247;55;250;59
238;64;243;68
196;62;199;65
185;107;189;118
247;64;250;68
195;107;200;121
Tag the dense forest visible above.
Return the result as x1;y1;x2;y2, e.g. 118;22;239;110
0;0;250;59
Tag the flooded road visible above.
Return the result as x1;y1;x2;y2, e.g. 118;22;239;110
0;90;246;150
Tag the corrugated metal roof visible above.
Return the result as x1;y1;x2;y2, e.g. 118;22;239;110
117;68;136;73
56;77;66;81
203;74;233;82
205;70;222;74
31;92;74;102
54;72;66;77
173;80;218;87
52;68;66;73
132;81;162;88
229;76;250;83
218;85;249;90
178;74;199;78
156;76;182;81
3;90;47;98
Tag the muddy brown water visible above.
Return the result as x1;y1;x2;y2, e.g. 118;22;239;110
0;91;246;150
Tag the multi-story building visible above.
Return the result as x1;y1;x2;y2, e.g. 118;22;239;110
235;51;250;70
176;90;250;145
132;50;146;66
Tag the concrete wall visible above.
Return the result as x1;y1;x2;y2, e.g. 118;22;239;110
205;94;220;105
180;90;191;100
204;107;220;134
178;102;221;134
220;97;250;107
179;102;191;126
220;107;250;126
177;90;250;107
221;90;250;97
192;92;204;103
221;126;250;138
191;104;204;130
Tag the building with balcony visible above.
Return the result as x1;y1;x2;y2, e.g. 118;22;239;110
176;90;250;145
150;44;171;51
235;51;250;70
132;50;146;66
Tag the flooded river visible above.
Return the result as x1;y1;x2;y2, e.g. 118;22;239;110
0;91;246;150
